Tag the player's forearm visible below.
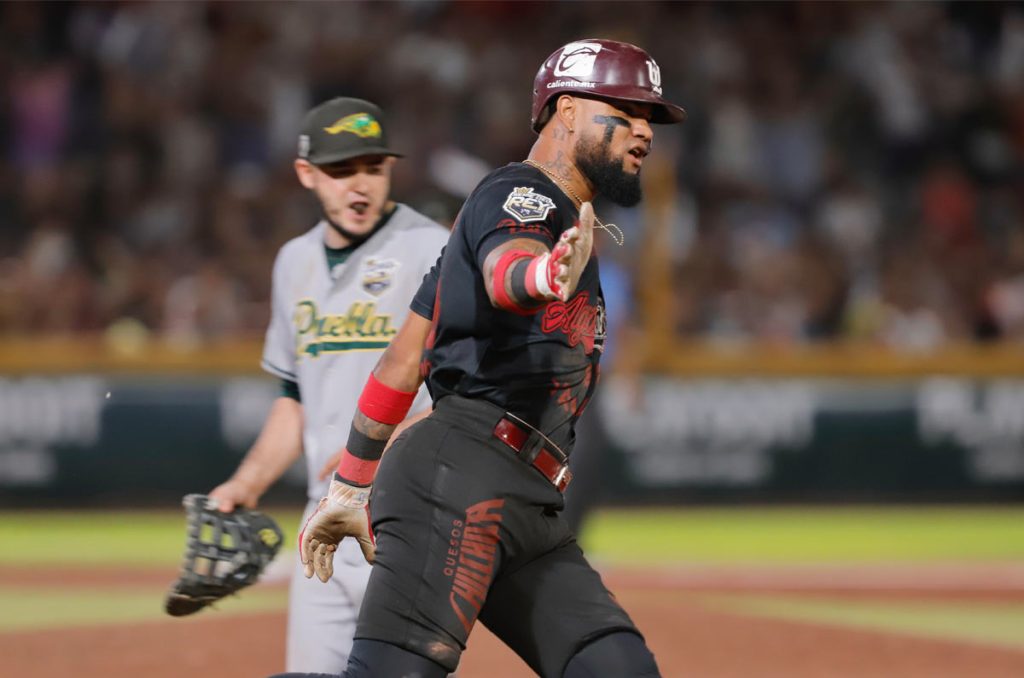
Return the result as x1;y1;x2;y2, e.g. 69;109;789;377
353;409;396;443
230;397;304;497
334;312;433;485
372;312;431;393
349;404;430;458
351;361;424;444
334;376;416;487
352;323;429;441
483;234;586;312
483;239;550;312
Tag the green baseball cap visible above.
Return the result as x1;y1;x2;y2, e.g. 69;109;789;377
297;97;403;165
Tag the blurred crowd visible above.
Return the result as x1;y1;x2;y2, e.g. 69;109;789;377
1;1;1023;348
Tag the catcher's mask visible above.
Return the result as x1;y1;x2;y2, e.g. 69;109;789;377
530;39;687;133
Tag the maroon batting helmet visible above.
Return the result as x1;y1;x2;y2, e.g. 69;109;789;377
531;39;687;133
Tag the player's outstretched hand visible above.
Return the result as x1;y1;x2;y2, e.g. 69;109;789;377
299;478;375;581
548;201;595;301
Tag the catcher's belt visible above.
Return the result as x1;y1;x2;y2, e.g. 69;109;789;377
164;494;283;616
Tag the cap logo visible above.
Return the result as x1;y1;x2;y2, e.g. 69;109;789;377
323;113;382;139
646;59;663;95
554;42;603;78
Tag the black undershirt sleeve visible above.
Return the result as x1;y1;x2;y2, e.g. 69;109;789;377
280;378;301;402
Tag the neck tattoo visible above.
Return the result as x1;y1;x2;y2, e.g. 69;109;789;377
522;159;624;246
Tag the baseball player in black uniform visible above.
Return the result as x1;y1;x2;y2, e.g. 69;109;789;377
286;39;686;678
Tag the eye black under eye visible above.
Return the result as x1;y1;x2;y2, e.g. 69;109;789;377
593;114;631;128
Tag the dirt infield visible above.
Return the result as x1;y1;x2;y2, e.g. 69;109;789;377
3;565;1024;677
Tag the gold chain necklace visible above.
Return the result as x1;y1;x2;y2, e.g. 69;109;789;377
522;160;624;246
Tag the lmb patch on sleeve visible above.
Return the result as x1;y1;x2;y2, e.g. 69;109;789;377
502;187;556;223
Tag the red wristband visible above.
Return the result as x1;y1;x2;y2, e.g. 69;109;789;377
492;249;535;313
358;373;417;425
336;450;378;487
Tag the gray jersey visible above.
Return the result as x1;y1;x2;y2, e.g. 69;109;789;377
261;204;448;500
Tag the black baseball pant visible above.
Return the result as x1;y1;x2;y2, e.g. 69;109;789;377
346;394;653;677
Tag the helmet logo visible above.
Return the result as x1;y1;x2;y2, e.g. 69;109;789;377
554;42;603;78
646;59;663;95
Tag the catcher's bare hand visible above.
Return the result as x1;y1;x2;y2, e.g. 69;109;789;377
547;201;595;301
299;479;375;582
209;478;259;512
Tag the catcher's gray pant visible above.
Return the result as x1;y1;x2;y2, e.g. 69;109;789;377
286;500;372;673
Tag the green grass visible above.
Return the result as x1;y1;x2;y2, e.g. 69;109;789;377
2;506;1024;567
580;506;1024;565
703;594;1024;650
0;510;303;567
0;586;289;632
1;506;1023;642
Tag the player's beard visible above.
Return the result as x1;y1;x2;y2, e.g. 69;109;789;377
576;135;642;207
324;214;371;245
323;207;390;246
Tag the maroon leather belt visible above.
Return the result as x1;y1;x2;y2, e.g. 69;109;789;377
492;416;572;492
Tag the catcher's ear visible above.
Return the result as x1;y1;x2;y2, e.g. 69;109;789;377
294;159;317;189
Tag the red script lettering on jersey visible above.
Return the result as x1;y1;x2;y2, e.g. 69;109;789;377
541;291;598;351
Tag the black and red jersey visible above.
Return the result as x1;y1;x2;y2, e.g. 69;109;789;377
410;162;605;452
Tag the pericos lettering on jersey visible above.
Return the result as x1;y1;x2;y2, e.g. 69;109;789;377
541;291;601;352
502;187;557;223
293;299;398;358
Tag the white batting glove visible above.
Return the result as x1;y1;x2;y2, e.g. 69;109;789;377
533;202;595;301
299;477;375;581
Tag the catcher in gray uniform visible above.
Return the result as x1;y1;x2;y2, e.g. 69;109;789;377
209;96;448;674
